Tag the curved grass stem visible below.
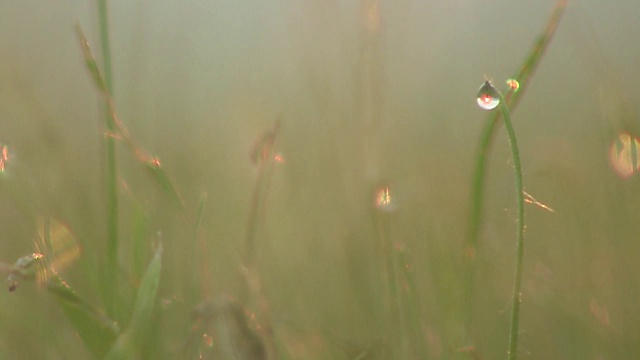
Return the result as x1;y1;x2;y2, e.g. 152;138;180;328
495;90;526;360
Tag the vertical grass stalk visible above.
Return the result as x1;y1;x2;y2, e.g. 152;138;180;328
97;0;118;317
495;90;526;360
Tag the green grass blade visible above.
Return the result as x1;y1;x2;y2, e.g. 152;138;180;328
94;3;119;317
466;0;567;253
46;275;120;358
146;159;185;207
76;26;108;94
131;201;150;283
76;24;183;209
76;22;120;317
106;243;163;360
493;90;526;360
96;0;113;95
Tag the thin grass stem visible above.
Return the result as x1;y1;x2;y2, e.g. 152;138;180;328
96;0;118;317
495;90;526;360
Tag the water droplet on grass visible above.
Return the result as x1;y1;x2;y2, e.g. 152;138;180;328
506;78;520;92
476;81;500;110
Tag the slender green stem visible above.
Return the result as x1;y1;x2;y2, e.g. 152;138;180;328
97;0;118;316
495;90;526;360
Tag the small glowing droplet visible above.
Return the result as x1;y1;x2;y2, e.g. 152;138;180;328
0;144;14;176
609;132;640;178
201;333;214;347
374;185;397;212
0;145;8;173
506;78;520;92
273;152;285;164
148;156;161;169
476;81;500;110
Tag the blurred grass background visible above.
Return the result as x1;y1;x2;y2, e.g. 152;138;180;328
0;0;639;358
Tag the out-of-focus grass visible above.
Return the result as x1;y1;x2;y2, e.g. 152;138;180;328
0;0;639;359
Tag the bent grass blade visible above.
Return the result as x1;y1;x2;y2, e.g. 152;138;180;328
76;24;184;207
467;0;567;253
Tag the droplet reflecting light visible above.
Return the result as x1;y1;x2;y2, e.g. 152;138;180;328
506;78;520;92
476;81;500;110
374;185;397;212
202;333;214;347
609;133;640;178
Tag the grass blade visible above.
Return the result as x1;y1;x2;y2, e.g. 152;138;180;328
492;89;526;360
46;275;120;358
466;0;567;253
106;243;163;360
77;20;120;316
76;24;184;208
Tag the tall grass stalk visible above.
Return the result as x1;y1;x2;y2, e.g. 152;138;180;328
96;0;119;317
494;89;526;360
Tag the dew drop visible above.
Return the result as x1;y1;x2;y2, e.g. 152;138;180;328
506;78;520;92
476;81;500;110
609;132;640;178
374;185;397;212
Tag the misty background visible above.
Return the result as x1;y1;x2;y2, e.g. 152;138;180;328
0;0;639;358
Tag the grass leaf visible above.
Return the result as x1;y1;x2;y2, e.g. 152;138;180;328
46;275;119;358
106;243;163;360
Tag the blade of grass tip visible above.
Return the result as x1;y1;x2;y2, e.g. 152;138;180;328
96;0;114;95
76;25;108;94
466;0;567;253
76;22;119;317
146;157;185;207
78;24;184;208
45;274;120;358
106;243;163;360
494;90;526;360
